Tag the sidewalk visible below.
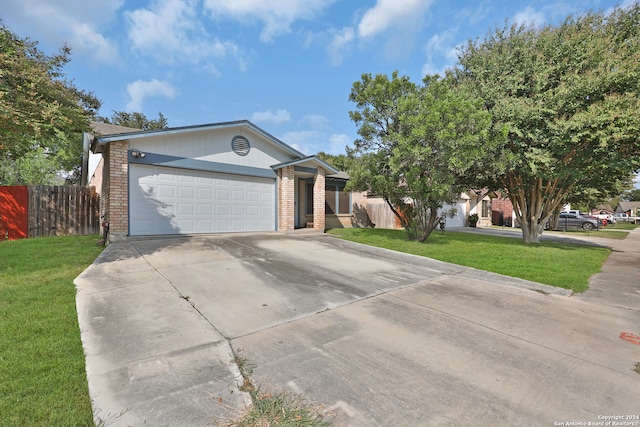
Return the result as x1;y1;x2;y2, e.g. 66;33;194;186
457;225;640;310
574;226;640;310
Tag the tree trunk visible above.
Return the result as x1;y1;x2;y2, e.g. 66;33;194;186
502;175;571;244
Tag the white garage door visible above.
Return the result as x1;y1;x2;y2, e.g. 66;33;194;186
129;165;275;235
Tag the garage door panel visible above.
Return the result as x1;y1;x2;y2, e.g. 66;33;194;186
130;165;275;235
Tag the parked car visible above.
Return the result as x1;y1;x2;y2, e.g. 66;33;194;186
613;213;630;222
554;213;599;230
591;211;616;225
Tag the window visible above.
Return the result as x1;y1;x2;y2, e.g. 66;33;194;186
325;183;350;214
481;199;491;218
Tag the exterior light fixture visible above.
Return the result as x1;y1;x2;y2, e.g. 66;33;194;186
131;150;146;158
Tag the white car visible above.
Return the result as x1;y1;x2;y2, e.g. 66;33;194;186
613;213;630;222
591;212;616;224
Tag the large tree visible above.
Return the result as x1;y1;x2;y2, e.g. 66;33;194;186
456;4;640;243
98;110;168;130
0;23;101;185
348;72;499;241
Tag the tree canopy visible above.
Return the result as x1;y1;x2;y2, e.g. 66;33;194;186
455;4;640;243
347;72;499;241
97;111;168;130
0;23;101;185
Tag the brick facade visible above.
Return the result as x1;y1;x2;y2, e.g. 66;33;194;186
102;140;129;240
278;166;295;231
312;167;326;230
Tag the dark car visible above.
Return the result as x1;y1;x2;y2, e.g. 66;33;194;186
555;213;599;230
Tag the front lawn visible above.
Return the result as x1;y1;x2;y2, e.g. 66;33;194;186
327;228;611;293
0;236;103;426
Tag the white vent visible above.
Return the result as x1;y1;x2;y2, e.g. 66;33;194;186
231;135;250;156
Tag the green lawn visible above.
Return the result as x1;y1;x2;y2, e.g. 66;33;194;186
327;228;611;293
0;236;103;426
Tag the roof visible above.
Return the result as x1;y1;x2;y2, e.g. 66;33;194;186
90;120;304;158
617;201;640;212
90;121;141;135
271;156;339;175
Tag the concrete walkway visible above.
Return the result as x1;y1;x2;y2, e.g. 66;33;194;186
74;228;640;426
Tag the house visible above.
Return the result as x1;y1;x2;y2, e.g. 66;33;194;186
616;201;640;217
351;189;519;230
88;120;349;241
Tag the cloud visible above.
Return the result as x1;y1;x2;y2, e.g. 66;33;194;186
421;30;460;77
279;130;323;155
300;114;330;129
326;27;355;67
203;0;337;42
126;79;177;112
250;109;292;124
513;6;547;28
1;0;121;63
125;0;246;73
357;0;434;39
327;133;351;154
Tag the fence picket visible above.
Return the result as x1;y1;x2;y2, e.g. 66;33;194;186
26;186;100;238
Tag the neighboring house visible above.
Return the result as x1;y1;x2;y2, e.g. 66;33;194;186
616;201;640;217
87;120;344;241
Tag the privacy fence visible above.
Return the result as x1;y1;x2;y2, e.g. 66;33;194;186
0;185;100;240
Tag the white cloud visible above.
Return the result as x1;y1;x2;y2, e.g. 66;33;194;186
125;0;245;72
1;0;121;63
279;130;323;155
327;133;351;154
300;114;330;129
326;27;355;67
421;30;460;77
126;79;177;112
250;109;292;124
513;6;546;28
203;0;336;42
357;0;434;39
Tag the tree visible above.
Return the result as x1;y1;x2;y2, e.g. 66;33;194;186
347;72;499;241
97;111;168;130
0;23;101;185
456;4;640;243
316;152;350;171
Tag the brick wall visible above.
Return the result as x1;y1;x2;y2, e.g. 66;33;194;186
101;140;129;239
313;167;326;230
278;166;295;231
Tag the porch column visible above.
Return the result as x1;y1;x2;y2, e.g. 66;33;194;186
104;140;129;241
278;166;295;231
313;166;326;231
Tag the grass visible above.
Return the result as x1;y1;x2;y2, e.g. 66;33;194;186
223;350;331;427
545;228;629;239
327;228;612;293
0;235;104;426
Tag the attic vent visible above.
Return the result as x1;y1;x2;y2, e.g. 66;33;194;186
231;135;250;156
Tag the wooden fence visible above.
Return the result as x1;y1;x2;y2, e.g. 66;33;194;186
27;186;100;238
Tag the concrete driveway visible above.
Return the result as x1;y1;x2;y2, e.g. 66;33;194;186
75;231;640;426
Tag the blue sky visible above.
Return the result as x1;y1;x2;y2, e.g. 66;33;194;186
2;0;636;165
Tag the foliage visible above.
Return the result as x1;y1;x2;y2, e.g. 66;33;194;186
316;152;350;171
97;110;168;130
0;235;104;426
327;228;610;293
0;23;101;185
622;188;640;202
347;72;501;242
455;4;640;243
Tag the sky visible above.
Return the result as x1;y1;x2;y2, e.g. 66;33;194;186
2;0;638;185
